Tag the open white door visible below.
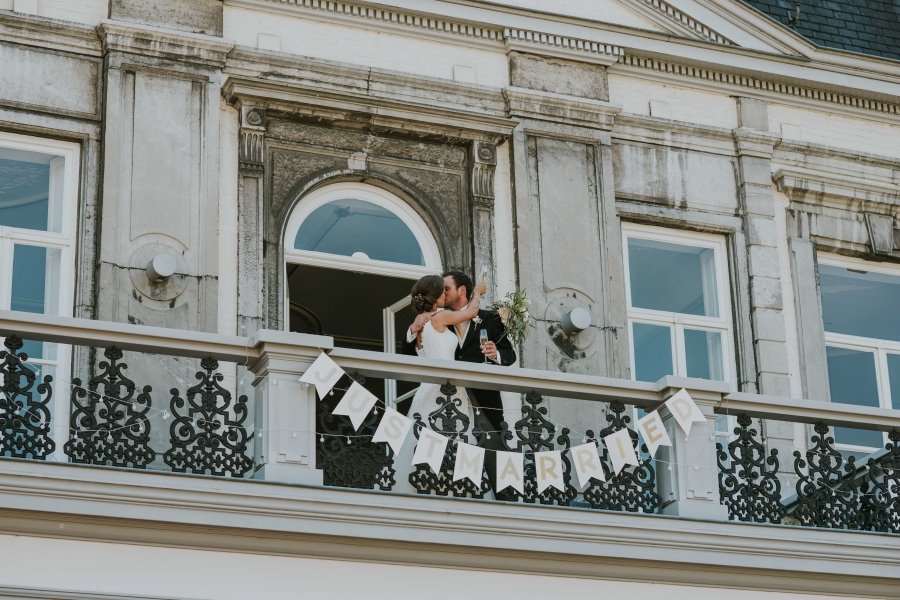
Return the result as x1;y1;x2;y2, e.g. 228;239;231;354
383;295;418;409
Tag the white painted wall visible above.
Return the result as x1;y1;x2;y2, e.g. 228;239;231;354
3;0;107;25
768;103;900;160
223;6;509;87
608;74;738;129
1;534;882;600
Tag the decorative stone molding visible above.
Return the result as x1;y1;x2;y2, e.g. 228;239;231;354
504;87;621;131
865;213;895;256
240;105;266;172
773;167;900;212
469;142;496;205
0;10;101;55
98;20;234;68
630;0;734;44
732;127;779;158
503;28;623;66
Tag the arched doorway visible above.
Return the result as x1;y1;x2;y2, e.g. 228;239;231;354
283;182;441;408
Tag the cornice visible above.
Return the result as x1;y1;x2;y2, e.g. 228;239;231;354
503;27;622;65
613;112;736;156
98;20;235;68
774;166;900;214
621;0;735;45
504;87;622;130
733;126;780;158
0;9;101;56
0;460;899;597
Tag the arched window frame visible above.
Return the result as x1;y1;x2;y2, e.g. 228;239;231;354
283;182;442;279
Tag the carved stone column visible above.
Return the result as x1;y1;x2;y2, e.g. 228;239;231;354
470;140;497;302
237;105;267;339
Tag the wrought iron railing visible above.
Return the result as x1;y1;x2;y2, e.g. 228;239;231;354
2;309;900;533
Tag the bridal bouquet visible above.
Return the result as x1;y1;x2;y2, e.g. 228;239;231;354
490;287;533;346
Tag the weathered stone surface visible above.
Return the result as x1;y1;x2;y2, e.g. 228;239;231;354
737;97;768;131
749;276;783;310
746;215;778;247
748;245;781;279
509;52;609;101
110;0;223;37
752;308;787;342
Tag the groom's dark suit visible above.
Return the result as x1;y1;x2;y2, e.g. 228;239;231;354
402;309;515;431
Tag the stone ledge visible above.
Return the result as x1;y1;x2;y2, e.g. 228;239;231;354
0;9;101;56
98;19;235;68
504;87;621;130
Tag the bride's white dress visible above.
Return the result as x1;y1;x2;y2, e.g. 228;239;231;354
392;321;476;494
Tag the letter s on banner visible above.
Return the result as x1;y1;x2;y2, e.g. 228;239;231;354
372;406;413;454
299;353;344;398
664;388;706;435
535;450;565;493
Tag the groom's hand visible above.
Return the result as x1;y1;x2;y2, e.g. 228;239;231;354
481;341;498;362
410;311;435;335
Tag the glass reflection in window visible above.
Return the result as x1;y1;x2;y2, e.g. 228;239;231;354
12;244;61;362
0;147;64;233
826;346;883;449
627;237;718;317
633;323;673;383
294;199;424;266
820;265;900;342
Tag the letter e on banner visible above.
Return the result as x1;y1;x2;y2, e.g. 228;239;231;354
453;442;485;485
496;451;524;494
664;388;706;435
412;428;448;473
570;442;605;489
372;406;413;454
636;411;672;458
603;428;639;475
299;353;344;399
535;450;565;493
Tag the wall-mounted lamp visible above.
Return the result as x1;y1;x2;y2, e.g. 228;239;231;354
146;253;177;282
560;307;591;334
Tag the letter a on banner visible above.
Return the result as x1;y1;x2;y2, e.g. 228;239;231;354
332;381;378;430
453;442;485;485
299;353;344;399
535;450;565;493
570;442;606;489
665;388;706;435
372;406;413;454
412;428;448;473
603;428;639;475
636;411;672;458
496;451;524;494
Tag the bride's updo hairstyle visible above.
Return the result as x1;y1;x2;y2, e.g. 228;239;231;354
410;275;443;313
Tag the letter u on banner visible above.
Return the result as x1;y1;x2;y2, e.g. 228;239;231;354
534;450;565;493
665;388;706;435
299;353;344;399
372;406;413;454
332;381;378;430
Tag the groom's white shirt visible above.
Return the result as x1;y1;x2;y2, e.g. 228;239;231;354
407;305;499;363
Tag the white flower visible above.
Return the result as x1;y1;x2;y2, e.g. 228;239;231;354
499;307;509;325
472;315;482;325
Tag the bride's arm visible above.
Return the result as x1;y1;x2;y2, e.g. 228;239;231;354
431;281;486;328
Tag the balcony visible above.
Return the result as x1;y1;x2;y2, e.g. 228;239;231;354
1;309;900;596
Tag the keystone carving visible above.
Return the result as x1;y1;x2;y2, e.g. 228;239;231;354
240;106;267;172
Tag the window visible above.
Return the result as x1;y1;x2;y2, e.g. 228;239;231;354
0;132;79;454
818;254;900;453
623;223;734;385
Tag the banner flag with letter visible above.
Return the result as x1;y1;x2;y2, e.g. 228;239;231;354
534;450;565;493
332;381;378;430
665;388;706;436
453;442;485;485
636;411;672;458
299;352;344;399
570;442;606;489
372;406;414;453
412;428;449;473
604;428;639;475
495;451;524;494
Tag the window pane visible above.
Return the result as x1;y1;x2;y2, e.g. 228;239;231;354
12;244;61;361
820;264;900;342
888;353;900;409
0;147;63;232
684;329;725;381
633;323;673;383
826;346;883;448
627;237;719;317
295;199;424;265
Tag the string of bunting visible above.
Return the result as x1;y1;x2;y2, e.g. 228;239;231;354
300;352;707;494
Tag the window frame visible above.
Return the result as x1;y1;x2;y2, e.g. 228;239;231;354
818;252;900;453
0;131;80;460
622;222;736;387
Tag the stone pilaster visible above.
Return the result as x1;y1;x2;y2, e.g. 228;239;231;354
470;141;497;303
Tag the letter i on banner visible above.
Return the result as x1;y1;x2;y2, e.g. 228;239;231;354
372;406;413;454
570;442;605;489
636;411;672;458
496;451;524;494
412;428;449;473
332;381;378;430
534;450;565;493
664;388;706;435
299;353;344;399
603;428;639;475
453;442;485;485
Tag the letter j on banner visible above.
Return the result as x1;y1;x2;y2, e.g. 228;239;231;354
299;353;344;399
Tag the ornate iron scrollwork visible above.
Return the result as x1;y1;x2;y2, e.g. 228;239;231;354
494;391;577;505
717;413;786;523
64;346;155;468
582;401;661;513
0;335;55;459
409;383;490;498
317;373;395;490
163;357;252;477
860;430;900;533
793;422;860;528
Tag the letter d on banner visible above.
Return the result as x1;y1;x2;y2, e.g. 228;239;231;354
534;450;565;493
372;406;413;454
664;388;706;435
299;353;344;399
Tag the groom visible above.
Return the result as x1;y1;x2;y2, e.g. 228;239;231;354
402;270;516;431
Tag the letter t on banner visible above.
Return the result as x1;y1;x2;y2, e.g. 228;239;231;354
453;442;485;485
299;353;344;399
636;411;672;458
372;406;413;454
332;381;378;430
603;428;639;475
664;388;706;436
412;428;449;473
535;450;565;493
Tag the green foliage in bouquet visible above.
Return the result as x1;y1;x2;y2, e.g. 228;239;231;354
489;287;533;346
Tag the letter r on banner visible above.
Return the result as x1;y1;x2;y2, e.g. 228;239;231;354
535;450;565;493
299;353;344;399
570;442;605;489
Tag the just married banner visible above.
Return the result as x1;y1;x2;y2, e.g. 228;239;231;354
300;352;706;491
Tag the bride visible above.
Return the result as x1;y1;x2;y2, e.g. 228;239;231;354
392;274;486;493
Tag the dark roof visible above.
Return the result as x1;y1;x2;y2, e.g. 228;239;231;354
740;0;900;61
